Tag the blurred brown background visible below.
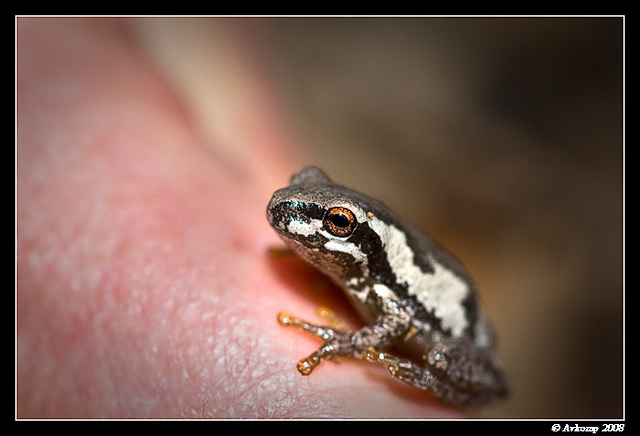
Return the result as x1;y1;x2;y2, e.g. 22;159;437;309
138;17;623;418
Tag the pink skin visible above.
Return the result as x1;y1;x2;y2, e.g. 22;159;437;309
17;18;462;418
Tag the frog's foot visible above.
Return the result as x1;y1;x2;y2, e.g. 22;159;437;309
364;348;425;383
365;344;510;405
277;311;341;342
267;246;294;258
277;312;343;374
364;347;468;403
278;301;413;377
315;306;349;332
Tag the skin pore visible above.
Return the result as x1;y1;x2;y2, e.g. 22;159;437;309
17;18;462;418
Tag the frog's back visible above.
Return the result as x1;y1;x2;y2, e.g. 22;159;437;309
376;209;495;350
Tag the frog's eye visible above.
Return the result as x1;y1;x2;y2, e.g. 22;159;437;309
324;207;357;237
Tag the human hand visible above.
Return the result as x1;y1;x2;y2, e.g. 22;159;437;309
17;17;462;418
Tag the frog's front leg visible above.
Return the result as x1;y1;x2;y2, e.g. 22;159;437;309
366;338;510;405
278;298;412;376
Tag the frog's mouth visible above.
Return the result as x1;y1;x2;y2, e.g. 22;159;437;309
278;229;367;285
268;196;323;231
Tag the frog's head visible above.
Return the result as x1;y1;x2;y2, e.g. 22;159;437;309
267;166;393;285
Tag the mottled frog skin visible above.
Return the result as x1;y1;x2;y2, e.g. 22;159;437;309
267;166;508;406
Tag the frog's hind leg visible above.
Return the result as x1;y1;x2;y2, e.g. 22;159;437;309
365;339;510;405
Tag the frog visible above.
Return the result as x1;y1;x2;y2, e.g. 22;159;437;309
266;166;509;406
